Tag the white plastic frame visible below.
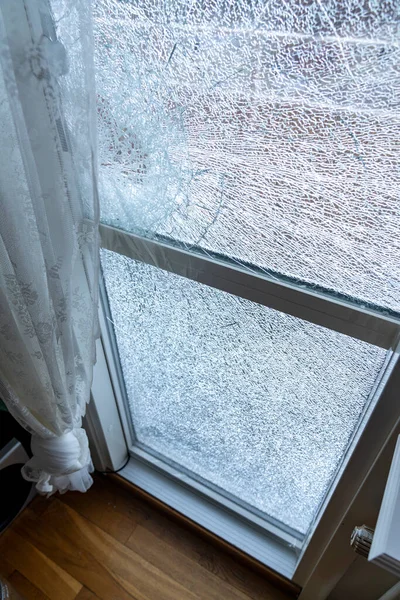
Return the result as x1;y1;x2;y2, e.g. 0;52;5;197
369;435;400;577
100;223;400;350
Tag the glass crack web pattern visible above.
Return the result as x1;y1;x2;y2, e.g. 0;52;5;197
94;0;400;313
101;249;387;534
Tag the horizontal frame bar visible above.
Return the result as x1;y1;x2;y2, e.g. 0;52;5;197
133;440;304;546
120;448;299;579
100;224;400;349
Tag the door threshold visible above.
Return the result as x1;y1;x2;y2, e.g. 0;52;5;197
113;452;301;596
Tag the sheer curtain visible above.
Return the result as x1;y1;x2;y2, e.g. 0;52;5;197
0;0;99;494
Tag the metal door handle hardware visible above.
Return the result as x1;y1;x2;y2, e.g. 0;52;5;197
351;525;375;558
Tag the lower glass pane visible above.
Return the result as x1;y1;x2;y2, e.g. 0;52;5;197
101;249;387;534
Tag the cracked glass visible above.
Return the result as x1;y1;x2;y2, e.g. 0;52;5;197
101;249;388;534
94;0;400;314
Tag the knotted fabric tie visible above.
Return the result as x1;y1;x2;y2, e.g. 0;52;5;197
22;427;94;495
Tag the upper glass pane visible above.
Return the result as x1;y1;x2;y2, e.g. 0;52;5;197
101;249;387;534
94;1;400;313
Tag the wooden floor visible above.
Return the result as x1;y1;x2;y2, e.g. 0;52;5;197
0;474;295;600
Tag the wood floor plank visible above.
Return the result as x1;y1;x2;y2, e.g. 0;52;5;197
61;477;138;544
127;524;258;600
8;571;51;600
2;476;293;600
30;495;56;517
0;556;15;579
126;496;288;600
13;507;134;600
94;476;290;599
111;476;297;599
75;588;101;600
60;477;287;599
15;501;199;600
0;529;81;600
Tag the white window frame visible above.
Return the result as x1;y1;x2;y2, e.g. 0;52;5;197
99;224;400;350
91;222;400;598
369;435;400;577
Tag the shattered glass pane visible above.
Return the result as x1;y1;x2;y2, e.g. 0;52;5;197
101;249;387;533
94;1;400;313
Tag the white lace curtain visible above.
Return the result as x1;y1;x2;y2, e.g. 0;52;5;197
0;0;99;494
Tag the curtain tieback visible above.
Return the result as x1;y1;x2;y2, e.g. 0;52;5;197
22;428;93;495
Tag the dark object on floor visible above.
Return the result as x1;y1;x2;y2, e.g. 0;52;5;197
0;408;33;534
0;409;32;459
0;464;33;533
